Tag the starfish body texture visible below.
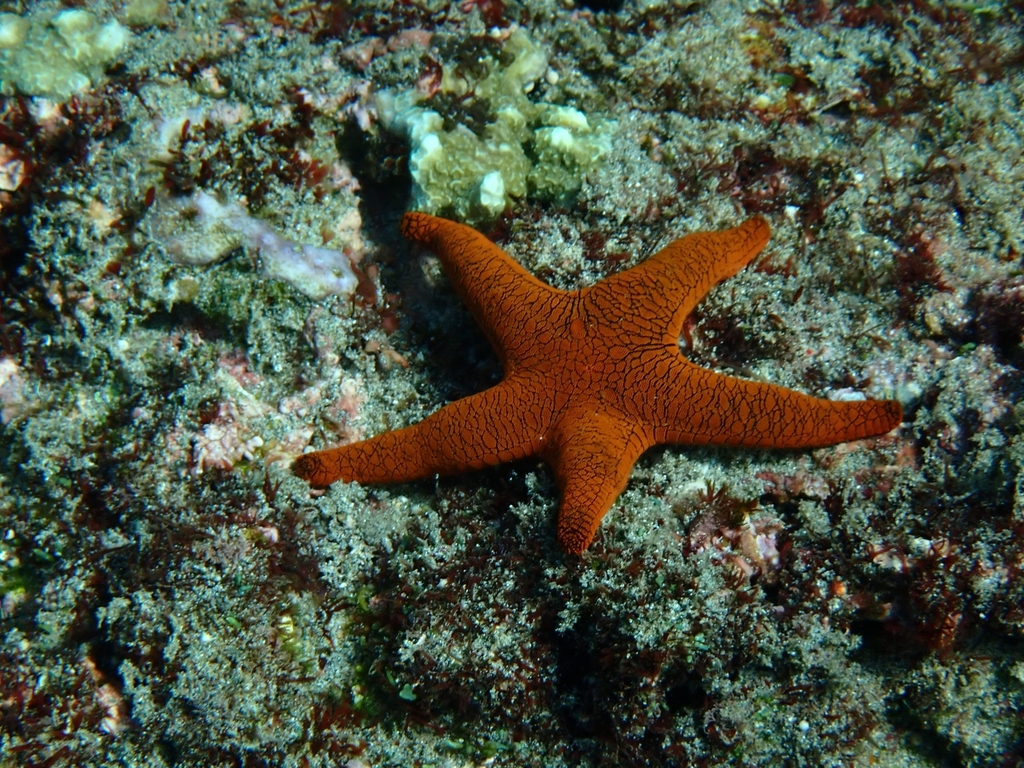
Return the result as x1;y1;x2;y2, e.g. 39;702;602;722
294;213;902;554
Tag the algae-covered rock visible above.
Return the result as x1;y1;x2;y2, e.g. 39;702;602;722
0;9;130;101
379;28;613;223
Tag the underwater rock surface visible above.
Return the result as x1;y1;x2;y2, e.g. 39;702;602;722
0;1;1022;766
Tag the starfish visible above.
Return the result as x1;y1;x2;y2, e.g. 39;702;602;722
294;213;902;554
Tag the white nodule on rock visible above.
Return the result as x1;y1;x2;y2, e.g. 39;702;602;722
92;20;131;58
504;31;548;90
547;106;590;132
406;110;443;148
478;171;506;216
0;14;29;48
413;131;442;161
51;9;94;35
409;132;443;182
544;126;576;151
495;106;527;131
53;11;129;60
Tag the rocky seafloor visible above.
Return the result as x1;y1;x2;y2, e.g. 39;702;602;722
1;1;1023;766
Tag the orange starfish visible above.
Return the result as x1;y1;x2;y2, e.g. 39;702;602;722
295;213;902;554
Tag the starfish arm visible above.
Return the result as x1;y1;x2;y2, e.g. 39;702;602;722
545;409;653;555
294;376;549;486
401;212;562;369
595;217;770;341
639;358;902;449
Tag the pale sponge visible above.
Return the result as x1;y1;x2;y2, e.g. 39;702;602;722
150;192;361;301
0;10;129;100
